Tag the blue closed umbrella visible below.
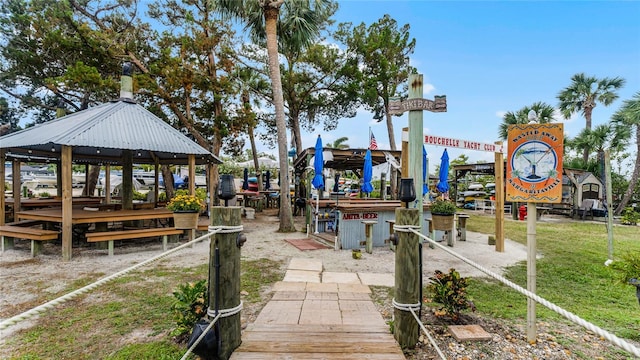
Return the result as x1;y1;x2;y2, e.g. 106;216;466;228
423;146;428;196
312;135;324;234
436;149;449;193
361;149;373;195
312;135;324;190
242;168;249;190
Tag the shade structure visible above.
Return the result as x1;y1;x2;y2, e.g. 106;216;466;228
361;149;374;195
423;146;428;196
436;149;450;193
265;170;271;190
312;135;324;190
242;168;249;190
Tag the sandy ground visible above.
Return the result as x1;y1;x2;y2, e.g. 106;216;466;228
0;208;527;340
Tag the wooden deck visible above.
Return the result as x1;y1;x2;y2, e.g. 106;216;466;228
230;261;405;359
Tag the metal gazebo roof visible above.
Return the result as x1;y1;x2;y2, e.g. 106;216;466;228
0;99;221;165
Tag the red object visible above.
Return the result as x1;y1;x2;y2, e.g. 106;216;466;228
519;205;527;221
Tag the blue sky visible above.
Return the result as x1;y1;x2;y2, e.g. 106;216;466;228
270;0;640;176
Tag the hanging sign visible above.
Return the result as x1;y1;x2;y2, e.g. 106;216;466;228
424;135;503;153
389;95;447;114
506;123;564;203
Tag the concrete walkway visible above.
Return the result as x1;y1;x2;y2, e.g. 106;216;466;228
230;258;405;359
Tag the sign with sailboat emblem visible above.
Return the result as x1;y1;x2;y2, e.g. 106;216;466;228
506;123;564;203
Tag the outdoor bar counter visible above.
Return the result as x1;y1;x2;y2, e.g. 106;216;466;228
314;200;433;250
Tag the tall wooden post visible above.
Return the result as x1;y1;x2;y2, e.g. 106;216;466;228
494;142;505;252
400;127;409;207
209;206;242;359
394;207;420;349
0;149;4;226
408;74;424;225
61;145;73;261
11;158;20;222
122;150;133;210
526;202;537;342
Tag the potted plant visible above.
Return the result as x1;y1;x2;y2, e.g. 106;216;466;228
167;193;205;229
430;199;457;231
610;253;640;306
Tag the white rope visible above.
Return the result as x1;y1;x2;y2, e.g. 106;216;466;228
393;224;421;233
408;307;447;360
208;225;243;234
179;302;243;360
206;301;243;318
0;229;220;332
407;228;640;358
392;298;446;359
179;312;221;360
391;298;421;312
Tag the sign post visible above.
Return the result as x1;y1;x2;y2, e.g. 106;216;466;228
506;122;564;343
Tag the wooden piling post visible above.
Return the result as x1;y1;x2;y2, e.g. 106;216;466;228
209;206;242;359
394;207;420;349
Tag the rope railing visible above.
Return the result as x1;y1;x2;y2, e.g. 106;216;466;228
397;225;640;358
0;229;220;333
179;301;243;360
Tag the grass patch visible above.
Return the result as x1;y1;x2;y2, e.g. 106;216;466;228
3;258;284;359
466;215;640;341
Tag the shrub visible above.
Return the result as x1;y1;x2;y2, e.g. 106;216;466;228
427;268;474;322
430;199;457;215
167;193;205;212
132;190;147;201
621;207;639;225
170;280;208;338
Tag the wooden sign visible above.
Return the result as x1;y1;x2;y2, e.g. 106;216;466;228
424;134;503;153
506;123;564;203
389;95;447;115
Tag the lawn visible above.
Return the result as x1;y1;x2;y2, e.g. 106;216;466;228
466;215;640;341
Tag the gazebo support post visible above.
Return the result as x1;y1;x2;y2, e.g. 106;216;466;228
62;145;73;261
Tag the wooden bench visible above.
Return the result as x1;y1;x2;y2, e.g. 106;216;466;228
6;220;46;227
0;225;60;257
85;228;184;256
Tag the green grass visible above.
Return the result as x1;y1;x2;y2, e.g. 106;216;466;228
3;258;284;359
466;215;640;341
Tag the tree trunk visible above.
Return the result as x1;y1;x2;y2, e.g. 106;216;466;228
264;5;295;232
615;126;640;215
83;165;101;197
583;106;594;164
161;165;175;200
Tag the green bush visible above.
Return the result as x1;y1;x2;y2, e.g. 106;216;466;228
621;207;639;225
133;190;147;201
430;199;457;215
170;280;208;338
427;268;474;322
610;253;640;285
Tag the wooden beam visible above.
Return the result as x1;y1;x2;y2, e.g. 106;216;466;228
494;142;505;252
61;145;73;261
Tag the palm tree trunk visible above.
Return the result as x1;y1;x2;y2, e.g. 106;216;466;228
583;107;593;163
264;5;295;232
615;126;640;215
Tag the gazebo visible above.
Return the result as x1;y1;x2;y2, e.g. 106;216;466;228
0;69;221;260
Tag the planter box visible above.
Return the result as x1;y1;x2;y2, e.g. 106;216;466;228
432;214;454;231
173;211;199;229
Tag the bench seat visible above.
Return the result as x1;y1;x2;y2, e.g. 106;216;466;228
0;225;60;256
85;228;184;256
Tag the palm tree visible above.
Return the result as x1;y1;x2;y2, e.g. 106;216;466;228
611;91;640;215
498;101;556;140
218;0;333;232
557;73;626;163
327;136;350;149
